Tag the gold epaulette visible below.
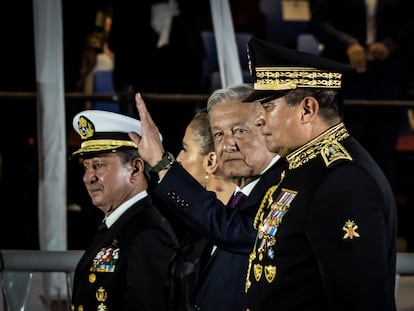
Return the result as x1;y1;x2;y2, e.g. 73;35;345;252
286;122;352;169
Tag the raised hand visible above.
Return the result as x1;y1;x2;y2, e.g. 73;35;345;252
129;93;165;167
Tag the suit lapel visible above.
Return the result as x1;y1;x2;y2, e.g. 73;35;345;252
240;159;286;211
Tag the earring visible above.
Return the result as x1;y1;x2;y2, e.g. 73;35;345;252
204;173;209;189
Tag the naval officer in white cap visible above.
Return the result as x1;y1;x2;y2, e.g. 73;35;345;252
70;110;178;311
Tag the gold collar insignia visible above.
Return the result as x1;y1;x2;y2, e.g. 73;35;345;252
286;122;352;169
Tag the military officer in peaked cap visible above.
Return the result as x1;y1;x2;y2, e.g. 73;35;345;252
243;37;397;310
70;110;178;311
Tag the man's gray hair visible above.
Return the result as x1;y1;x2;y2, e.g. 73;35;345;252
206;83;254;119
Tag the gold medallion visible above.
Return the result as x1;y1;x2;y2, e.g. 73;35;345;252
254;264;263;281
265;265;276;283
88;273;96;283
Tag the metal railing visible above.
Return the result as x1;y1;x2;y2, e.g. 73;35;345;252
1;91;414;107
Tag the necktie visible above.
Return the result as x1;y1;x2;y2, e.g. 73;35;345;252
229;191;247;208
91;221;108;244
97;220;108;232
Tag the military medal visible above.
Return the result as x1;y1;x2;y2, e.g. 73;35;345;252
246;188;297;291
257;189;296;261
91;242;120;273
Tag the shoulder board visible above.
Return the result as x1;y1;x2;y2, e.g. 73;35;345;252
321;140;353;167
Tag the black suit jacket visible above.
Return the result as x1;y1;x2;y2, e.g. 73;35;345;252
309;0;402;62
71;195;178;311
155;158;286;253
155;158;286;310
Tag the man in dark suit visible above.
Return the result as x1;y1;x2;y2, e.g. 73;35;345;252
106;0;206;94
309;0;405;191
191;84;285;311
243;37;397;311
129;84;286;311
191;163;283;311
70;110;178;310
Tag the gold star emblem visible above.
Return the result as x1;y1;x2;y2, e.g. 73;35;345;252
342;220;360;239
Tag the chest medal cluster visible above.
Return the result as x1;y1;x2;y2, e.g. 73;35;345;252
90;242;120;273
246;187;297;292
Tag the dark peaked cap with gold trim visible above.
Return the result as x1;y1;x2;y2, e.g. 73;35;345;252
244;37;353;103
71;110;161;158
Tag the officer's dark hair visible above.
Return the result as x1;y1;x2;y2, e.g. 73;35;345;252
118;149;152;182
284;88;344;124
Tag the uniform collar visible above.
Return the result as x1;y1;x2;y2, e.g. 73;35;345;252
104;191;148;228
286;122;351;170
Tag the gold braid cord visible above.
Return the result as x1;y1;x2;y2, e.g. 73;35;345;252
253;171;285;229
247;170;285;292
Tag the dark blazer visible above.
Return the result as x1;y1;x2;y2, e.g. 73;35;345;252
155;158;286;311
309;0;404;189
245;124;397;311
155;158;286;252
309;0;402;62
71;195;178;311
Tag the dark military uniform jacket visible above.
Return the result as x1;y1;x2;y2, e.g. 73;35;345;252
245;123;397;311
71;194;178;311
